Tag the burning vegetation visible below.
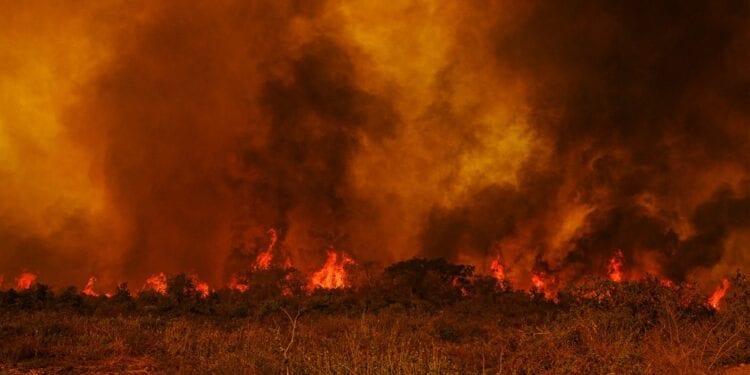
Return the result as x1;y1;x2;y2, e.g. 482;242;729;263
1;261;749;373
2;0;750;372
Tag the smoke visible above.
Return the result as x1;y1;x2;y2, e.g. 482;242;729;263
1;0;749;289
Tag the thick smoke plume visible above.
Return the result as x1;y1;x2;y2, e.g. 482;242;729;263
1;0;749;290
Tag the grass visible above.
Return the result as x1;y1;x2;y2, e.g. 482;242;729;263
0;302;747;374
1;266;748;373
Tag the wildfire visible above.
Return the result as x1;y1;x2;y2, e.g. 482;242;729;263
253;228;277;270
188;274;210;298
708;278;730;310
531;272;547;291
531;271;557;299
660;278;676;289
283;257;293;270
607;250;624;282
195;282;210;298
15;272;37;290
227;275;249;292
490;258;506;282
308;250;355;291
82;277;99;296
143;272;168;294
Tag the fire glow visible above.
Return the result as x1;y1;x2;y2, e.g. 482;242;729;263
708;278;730;310
0;0;749;324
15;272;37;291
490;258;506;282
143;273;168;295
608;250;625;282
253;228;277;271
82;277;99;297
308;250;355;291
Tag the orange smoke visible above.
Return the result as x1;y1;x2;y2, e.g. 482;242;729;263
308;250;355;291
708;278;730;310
15;272;37;290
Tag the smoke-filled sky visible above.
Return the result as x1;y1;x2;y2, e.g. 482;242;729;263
1;0;749;290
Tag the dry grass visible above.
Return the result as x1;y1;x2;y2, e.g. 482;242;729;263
0;305;746;374
1;271;748;373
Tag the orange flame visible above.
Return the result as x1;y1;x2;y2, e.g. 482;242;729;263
607;250;624;282
531;272;546;290
143;272;167;294
227;275;249;292
308;250;355;291
188;274;210;297
82;276;99;296
15;272;37;290
660;278;676;289
253;228;277;270
490;258;506;282
708;278;730;310
531;271;556;299
195;282;210;298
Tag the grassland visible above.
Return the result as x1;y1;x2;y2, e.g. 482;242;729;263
1;262;748;374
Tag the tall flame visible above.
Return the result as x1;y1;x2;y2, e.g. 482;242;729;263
490;258;506;282
708;278;730;310
82;276;99;296
253;228;277;270
308;250;355;291
15;272;37;290
607;250;625;282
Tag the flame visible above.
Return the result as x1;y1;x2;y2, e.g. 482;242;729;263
143;272;167;294
253;228;277;270
15;272;37;290
188;274;210;298
82;276;99;296
607;250;624;282
531;271;556;299
227;275;249;292
531;272;546;291
308;250;355;291
490;258;506;282
708;278;730;310
195;282;210;298
660;278;676;289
